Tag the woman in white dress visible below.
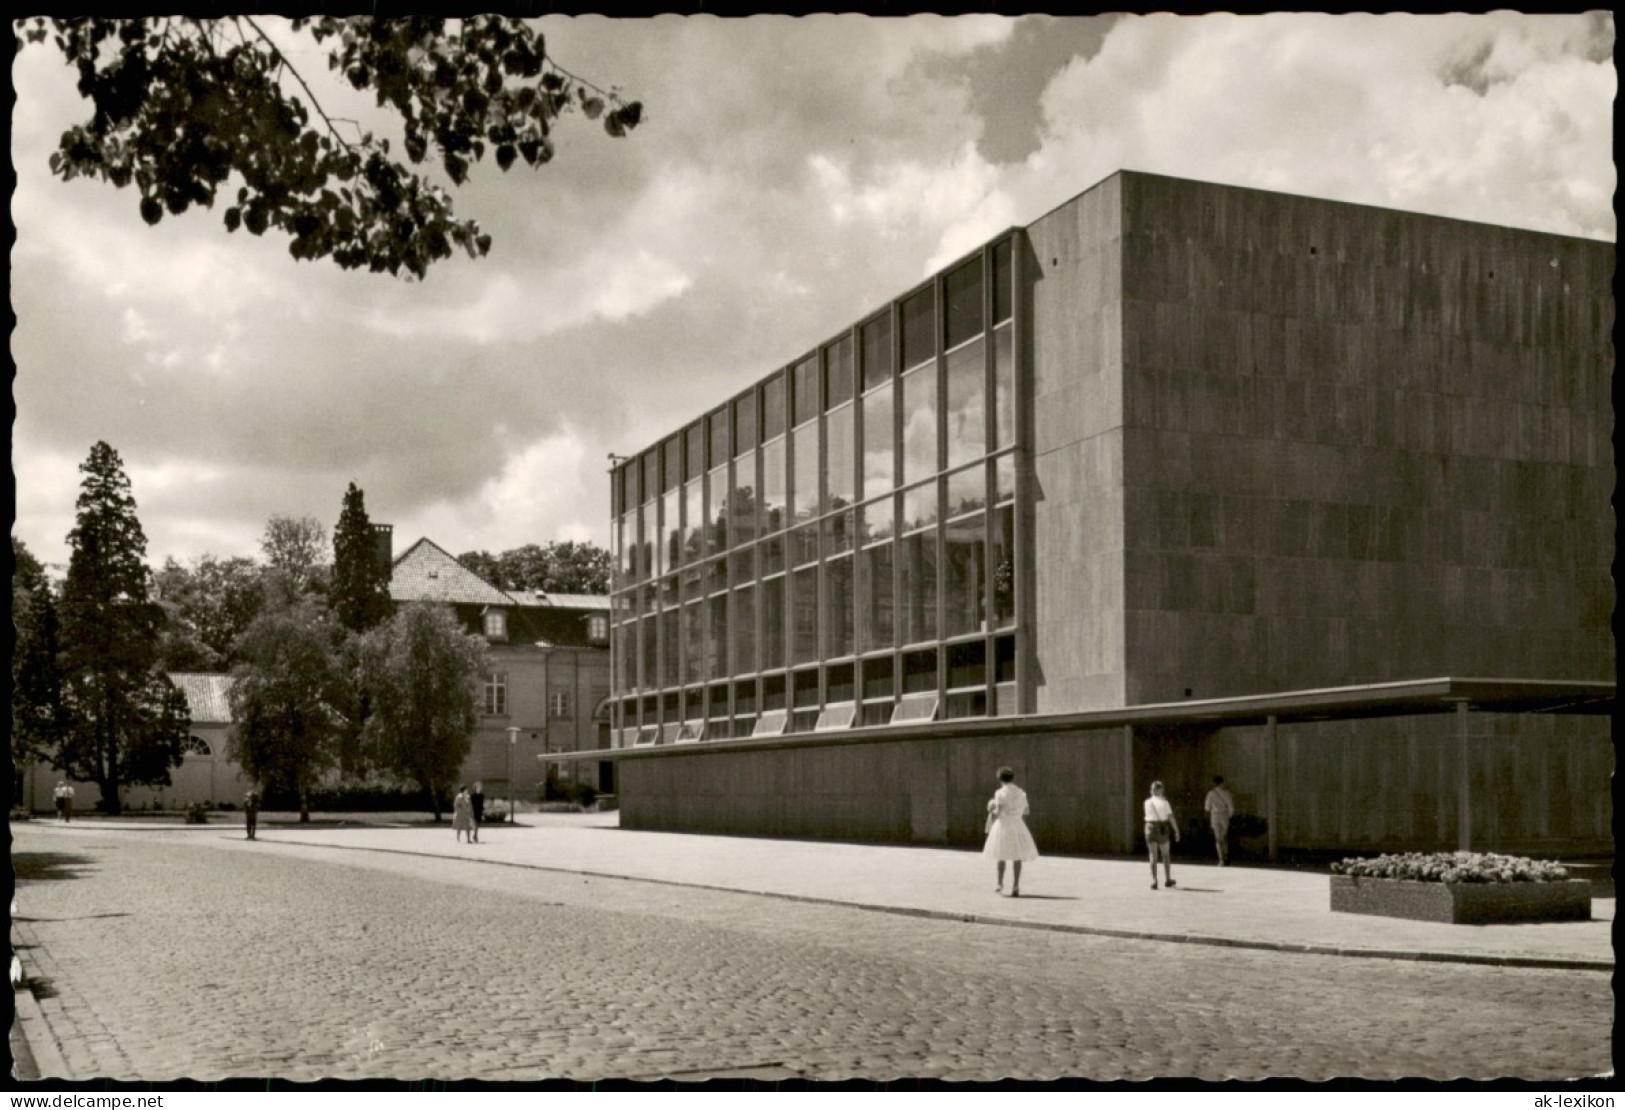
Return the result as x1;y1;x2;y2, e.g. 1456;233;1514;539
982;766;1040;896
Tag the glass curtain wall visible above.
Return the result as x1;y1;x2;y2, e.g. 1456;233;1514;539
611;232;1021;743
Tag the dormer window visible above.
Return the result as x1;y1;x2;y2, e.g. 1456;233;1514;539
483;609;508;641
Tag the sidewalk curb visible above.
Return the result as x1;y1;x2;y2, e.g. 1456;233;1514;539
257;836;1613;973
10;924;70;1081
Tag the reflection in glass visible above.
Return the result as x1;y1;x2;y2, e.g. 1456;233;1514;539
994;324;1015;449
993;504;1016;628
943;512;986;638
706;467;728;554
734;391;757;456
663;437;681;492
900;529;938;645
792;356;818;426
731;545;755;587
861;384;894;501
709;407;731;464
824;403;854;512
636;504;651;583
946;465;986;518
993;238;1013;324
792;566;818;665
791;524;819;567
945;336;986;467
759;534;784;578
661;489;680;573
762;437;786;535
730;459;758;548
858;542;894;653
995;453;1016;505
791;425;818;523
900;481;937;534
900;363;937;483
659;607;678;687
686;422;705;480
824;554;854;659
859;498;894;546
685;482;703;563
706;556;728;596
825;334;854;409
822;510;853;556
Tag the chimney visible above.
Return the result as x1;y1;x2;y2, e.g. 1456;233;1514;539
371;524;393;579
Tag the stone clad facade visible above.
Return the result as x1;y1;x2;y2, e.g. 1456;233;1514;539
598;171;1613;856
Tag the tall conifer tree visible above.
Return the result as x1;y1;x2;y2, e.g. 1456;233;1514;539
57;442;189;812
331;483;390;634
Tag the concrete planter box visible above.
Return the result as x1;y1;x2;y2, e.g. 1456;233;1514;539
1330;875;1591;924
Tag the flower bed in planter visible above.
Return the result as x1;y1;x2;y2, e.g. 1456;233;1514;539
1329;852;1590;925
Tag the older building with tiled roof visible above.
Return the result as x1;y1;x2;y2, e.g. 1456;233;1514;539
388;536;614;802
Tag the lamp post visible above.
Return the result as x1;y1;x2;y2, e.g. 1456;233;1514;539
506;726;520;827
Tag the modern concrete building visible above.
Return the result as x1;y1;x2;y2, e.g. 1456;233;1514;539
589;171;1613;857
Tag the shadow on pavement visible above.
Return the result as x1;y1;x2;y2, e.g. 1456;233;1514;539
13;851;97;885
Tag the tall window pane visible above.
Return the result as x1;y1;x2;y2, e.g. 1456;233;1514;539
732;585;756;674
762;373;786;441
995;452;1016;504
900;363;937;483
684;478;703;563
792;566;819;665
946;464;986;518
862;383;895;501
900;528;939;645
662;436;681;492
762;437;787;535
705;593;728;680
824;554;854;658
792;424;818;524
682;600;703;684
707;466;729;554
859;498;894;546
994;324;1015;449
709;408;731;464
823;403;854;512
944;256;984;350
860;313;892;393
792;356;818;427
825;335;854;409
686;423;705;480
663;487;680;572
641;450;659;502
731;455;758;548
734;391;758;456
945;336;986;467
640;613;657;691
943;512;986;638
822;509;854;556
858;541;894;653
761;575;786;672
901;287;936;370
637;503;652;581
993;238;1013;324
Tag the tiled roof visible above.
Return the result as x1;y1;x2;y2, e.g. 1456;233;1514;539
508;591;612;611
389;538;514;606
168;673;235;725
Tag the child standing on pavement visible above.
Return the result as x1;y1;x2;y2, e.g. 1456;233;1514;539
1144;781;1179;890
982;766;1039;897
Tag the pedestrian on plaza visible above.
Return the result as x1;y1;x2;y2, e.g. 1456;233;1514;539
1144;781;1179;890
64;782;75;822
244;789;261;840
470;781;485;843
53;780;68;821
453;785;475;844
1204;775;1235;866
982;766;1039;897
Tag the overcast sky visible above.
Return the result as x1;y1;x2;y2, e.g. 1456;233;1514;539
11;12;1615;575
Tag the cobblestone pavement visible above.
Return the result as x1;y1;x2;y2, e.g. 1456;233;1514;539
12;825;1611;1083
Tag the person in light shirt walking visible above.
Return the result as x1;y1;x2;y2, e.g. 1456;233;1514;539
1144;781;1179;890
1204;775;1235;866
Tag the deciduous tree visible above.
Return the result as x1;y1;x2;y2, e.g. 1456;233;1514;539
55;442;190;812
358;602;487;820
20;16;642;280
260;514;328;590
12;538;66;772
228;597;346;822
153;553;267;671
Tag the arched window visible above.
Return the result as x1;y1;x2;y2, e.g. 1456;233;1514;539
183;736;212;757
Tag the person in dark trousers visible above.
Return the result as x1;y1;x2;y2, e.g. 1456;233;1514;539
470;781;485;843
244;789;260;840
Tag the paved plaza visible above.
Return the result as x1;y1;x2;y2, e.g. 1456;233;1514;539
10;813;1614;1082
